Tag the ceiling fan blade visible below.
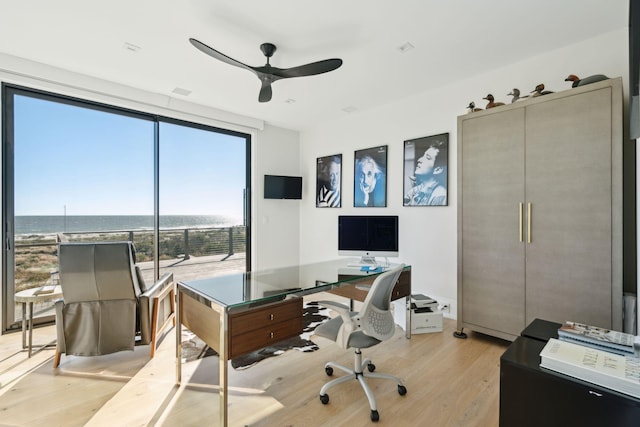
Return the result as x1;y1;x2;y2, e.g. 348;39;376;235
191;39;341;102
258;81;273;103
189;38;256;74
273;58;343;79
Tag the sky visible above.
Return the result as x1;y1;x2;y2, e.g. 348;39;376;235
13;94;247;220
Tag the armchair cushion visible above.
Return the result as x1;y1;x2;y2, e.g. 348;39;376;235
135;265;148;293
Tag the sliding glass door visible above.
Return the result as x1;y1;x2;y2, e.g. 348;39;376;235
142;120;249;285
2;85;250;332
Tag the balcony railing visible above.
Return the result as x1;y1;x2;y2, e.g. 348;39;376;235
14;225;247;293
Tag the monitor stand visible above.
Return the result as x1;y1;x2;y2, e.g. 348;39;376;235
359;255;377;265
346;256;392;269
347;256;378;268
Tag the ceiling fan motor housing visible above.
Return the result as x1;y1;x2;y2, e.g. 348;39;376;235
260;43;277;59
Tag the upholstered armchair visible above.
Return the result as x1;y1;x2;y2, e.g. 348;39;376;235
53;241;175;367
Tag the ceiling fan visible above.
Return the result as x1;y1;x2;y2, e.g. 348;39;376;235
189;38;343;103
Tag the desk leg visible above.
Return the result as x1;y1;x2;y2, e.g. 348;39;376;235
219;310;229;427
27;302;34;357
405;295;411;339
21;302;27;350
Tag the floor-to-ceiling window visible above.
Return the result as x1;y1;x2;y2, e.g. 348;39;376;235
156;121;249;283
1;84;250;332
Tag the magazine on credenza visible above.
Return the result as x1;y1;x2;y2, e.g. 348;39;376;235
540;338;640;399
557;321;640;356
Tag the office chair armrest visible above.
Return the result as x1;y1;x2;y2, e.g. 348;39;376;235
318;300;351;318
318;300;358;348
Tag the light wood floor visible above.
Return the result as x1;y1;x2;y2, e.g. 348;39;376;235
0;301;509;427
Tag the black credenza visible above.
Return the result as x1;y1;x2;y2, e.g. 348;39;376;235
499;319;640;427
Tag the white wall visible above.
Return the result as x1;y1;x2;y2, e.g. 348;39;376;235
298;28;630;319
252;124;302;270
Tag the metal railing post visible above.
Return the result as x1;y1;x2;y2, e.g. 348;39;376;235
183;229;190;260
228;227;234;256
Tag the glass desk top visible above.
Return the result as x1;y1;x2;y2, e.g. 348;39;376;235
177;258;409;311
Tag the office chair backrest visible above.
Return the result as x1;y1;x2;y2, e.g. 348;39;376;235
58;242;142;304
357;265;404;342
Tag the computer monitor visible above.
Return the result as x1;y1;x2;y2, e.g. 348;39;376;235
338;215;399;264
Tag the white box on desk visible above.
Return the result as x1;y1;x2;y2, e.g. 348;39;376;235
411;309;443;334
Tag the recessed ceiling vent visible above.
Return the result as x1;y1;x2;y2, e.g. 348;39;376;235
172;87;192;96
398;42;415;53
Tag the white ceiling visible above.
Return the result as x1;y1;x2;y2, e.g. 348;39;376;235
0;0;629;131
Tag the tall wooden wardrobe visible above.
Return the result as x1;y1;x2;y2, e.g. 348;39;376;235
456;77;623;341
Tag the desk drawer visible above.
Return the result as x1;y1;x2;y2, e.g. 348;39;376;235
334;269;411;302
228;298;303;359
229;317;303;358
229;298;302;334
392;270;411;299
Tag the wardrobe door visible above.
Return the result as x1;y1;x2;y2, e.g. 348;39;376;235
458;108;526;338
524;87;614;327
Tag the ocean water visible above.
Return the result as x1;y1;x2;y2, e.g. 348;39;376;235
15;215;242;235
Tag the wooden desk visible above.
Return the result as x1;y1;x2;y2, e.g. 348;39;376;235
175;260;411;427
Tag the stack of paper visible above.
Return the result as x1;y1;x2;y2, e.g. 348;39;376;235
540;338;640;399
558;321;639;356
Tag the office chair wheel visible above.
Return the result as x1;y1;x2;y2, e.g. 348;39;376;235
370;410;379;422
325;366;334;376
367;363;376;372
398;385;407;395
320;394;330;404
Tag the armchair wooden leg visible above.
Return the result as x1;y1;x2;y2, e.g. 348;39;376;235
149;285;176;358
170;288;176;327
53;347;61;368
150;298;159;358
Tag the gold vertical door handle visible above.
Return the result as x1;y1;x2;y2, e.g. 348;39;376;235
519;203;523;242
527;203;532;243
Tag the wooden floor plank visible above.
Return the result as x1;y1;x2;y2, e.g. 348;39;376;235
0;300;510;426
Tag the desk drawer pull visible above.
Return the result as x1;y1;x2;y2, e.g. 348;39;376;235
270;331;274;339
270;314;274;321
588;390;603;397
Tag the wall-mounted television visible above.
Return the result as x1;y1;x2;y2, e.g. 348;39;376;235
264;175;302;199
338;215;399;263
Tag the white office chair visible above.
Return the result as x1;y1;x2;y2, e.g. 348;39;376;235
314;265;407;422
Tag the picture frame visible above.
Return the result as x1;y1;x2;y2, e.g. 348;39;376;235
403;133;448;206
354;145;387;207
316;154;342;208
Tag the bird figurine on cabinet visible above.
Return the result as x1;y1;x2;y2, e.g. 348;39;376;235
564;74;609;88
530;83;553;97
507;88;528;103
483;94;505;109
467;101;483;113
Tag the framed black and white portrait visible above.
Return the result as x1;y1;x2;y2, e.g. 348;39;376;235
403;133;448;206
316;154;342;208
354;145;387;207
